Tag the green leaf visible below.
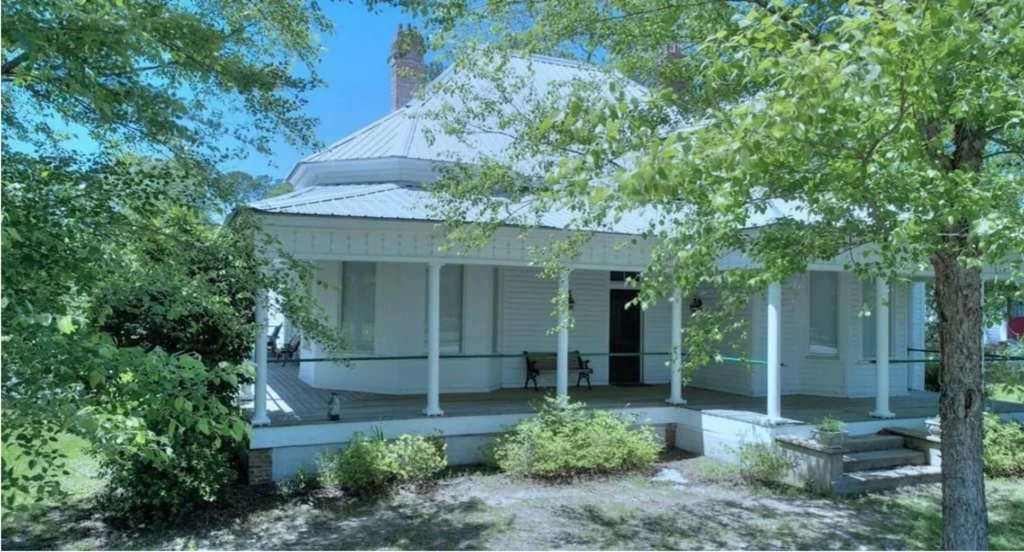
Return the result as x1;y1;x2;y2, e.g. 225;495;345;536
55;315;75;334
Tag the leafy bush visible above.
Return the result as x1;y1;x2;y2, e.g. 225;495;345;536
280;467;319;495
984;414;1024;478
816;416;845;432
493;397;662;479
316;432;446;496
735;442;794;486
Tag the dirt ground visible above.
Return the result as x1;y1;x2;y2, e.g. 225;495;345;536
5;454;1023;551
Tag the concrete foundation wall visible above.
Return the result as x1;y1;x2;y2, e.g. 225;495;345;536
263;422;673;482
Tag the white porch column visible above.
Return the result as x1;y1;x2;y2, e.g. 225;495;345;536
556;269;570;398
765;281;783;424
424;262;444;416
666;288;686;405
870;277;895;418
252;291;271;426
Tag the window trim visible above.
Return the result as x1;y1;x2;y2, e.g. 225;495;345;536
340;261;377;354
860;279;897;359
807;272;840;358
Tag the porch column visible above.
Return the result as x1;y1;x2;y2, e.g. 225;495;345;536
765;281;782;424
424;262;444;416
666;288;686;405
556;269;570;398
252;291;271;426
870;277;895;418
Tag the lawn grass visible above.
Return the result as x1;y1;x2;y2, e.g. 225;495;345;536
2;434;103;528
850;479;1024;551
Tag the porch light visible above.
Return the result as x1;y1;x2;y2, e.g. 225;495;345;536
689;296;703;314
568;291;576;310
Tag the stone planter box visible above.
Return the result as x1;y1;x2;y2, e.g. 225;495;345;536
813;430;848;450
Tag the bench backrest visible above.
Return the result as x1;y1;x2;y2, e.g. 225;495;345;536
524;350;585;371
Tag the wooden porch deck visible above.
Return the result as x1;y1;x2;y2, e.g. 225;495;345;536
241;362;1024;427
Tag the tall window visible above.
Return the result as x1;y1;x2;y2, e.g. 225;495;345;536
808;272;839;356
426;265;464;352
861;279;896;358
341;262;376;352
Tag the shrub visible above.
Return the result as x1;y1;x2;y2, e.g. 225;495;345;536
280;467;319;495
816;416;845;432
316;432;446;496
735;442;794;486
984;414;1024;478
493;396;662;479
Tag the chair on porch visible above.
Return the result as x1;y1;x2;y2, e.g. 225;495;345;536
277;334;301;360
523;350;593;391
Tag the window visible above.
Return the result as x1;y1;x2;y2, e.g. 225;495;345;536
610;271;641;282
861;279;896;358
808;272;839;356
341;262;376;352
426;265;464;352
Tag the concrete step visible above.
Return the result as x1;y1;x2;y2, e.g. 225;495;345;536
843;433;906;453
833;465;942;495
843;448;927;472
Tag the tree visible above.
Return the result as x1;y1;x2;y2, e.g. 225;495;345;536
407;0;1024;548
1;0;391;517
216;171;294;213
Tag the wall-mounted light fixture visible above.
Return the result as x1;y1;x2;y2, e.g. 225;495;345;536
689;296;703;314
569;291;576;310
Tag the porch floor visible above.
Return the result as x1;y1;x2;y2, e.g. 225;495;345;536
241;362;1024;427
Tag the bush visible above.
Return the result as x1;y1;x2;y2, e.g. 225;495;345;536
984;414;1024;478
493;397;662;479
735;442;794;486
316;432;446;496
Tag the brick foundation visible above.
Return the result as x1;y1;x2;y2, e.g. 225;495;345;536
247;448;273;485
664;423;677;450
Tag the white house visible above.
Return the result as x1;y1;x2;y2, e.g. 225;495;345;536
241;26;1021;485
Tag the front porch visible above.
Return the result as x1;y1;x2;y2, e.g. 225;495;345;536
243;361;1024;427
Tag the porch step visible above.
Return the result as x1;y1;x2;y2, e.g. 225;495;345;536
843;434;906;453
833;465;942;496
843;448;928;472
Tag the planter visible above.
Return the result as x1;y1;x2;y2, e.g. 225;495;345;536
813;429;848;450
924;418;941;437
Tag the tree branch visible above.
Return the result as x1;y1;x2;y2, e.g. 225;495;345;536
2;52;31;79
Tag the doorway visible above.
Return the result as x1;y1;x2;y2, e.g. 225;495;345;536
609;289;642;385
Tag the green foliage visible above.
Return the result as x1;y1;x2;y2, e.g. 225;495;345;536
280;467;320;495
735;443;794;487
816;416;846;433
316;433;447;497
0;0;398;515
983;415;1024;479
493;397;662;479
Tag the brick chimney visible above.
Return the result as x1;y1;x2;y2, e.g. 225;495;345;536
390;24;425;111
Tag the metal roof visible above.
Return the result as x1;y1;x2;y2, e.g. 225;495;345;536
299;54;653;167
250;183;805;235
251;183;660;235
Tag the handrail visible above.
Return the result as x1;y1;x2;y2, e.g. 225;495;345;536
270;351;776;365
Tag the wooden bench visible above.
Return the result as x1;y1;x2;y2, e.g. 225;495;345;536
523;350;593;391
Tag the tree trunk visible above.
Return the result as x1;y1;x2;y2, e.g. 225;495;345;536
932;249;987;550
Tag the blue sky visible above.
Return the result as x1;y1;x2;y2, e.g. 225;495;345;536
220;3;420;181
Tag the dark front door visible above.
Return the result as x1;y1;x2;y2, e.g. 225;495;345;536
609;289;642;384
